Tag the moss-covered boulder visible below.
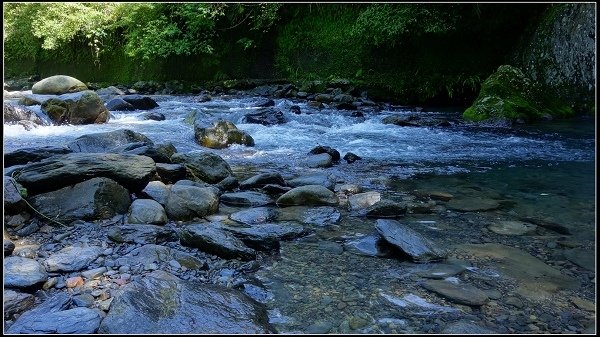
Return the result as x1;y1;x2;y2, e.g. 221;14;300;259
463;65;573;123
194;120;254;149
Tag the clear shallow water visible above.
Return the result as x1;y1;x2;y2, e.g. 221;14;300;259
3;94;596;333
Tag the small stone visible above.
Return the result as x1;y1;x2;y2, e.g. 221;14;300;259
82;267;107;279
43;277;58;290
99;298;114;311
66;276;84;288
169;259;182;269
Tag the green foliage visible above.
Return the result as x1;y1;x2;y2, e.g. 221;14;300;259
351;4;459;47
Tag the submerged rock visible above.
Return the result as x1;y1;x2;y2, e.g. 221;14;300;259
229;207;279;225
421;279;489;306
99;270;272;333
488;220;537;235
446;197;500;212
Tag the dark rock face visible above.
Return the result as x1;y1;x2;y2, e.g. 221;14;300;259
365;199;407;218
140;112;166;121
242;107;286;125
308;145;341;161
4;146;72;167
180;224;256;260
98;270;272;334
105;98;135;111
29;177;131;222
13;153;156;194
155;163;187;183
121;94;159;110
170;151;232;184
41;90;109;125
66;129;153;153
4;290;35;320
375;219;447;262
7;292;102;334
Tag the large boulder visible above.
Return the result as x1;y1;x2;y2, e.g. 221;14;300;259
121;94;159;110
13;153;156;194
31;75;87;95
4;257;48;288
4;146;72;167
195;120;254;149
98;270;272;334
239;173;286;190
164;185;219;220
127;199;168;225
66;129;153;153
242;107;286;125
463;65;573;122
276;185;339;207
170;152;232;184
29;177;131;222
41;90;109;125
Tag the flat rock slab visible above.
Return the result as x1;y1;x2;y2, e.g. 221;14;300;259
44;246;103;272
375;219;447;262
4;290;35;319
229;207;279;225
115;244;205;270
99;270;272;334
457;243;580;300
564;248;595;272
488;220;537;235
446;197;500;212
4;146;72;167
180;224;256;260
4;256;48;288
344;234;396;257
13;153;156;194
107;224;178;244
221;191;274;207
66;129;153;153
421;279;489;306
8;292;101;334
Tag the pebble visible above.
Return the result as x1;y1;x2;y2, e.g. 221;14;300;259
66;276;84;288
43;277;58;290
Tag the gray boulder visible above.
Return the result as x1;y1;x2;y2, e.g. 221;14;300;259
13;153;156;194
222;222;307;251
31;75;87;95
165;184;219;220
105;98;135;111
29;177;131;222
195;120;254;149
348;191;381;211
4;257;48;288
41;90;109;124
171;151;232;184
107;224;178;245
242;107;286;125
304;153;333;168
98;270;271;333
375;219;447;262
66;129;153;153
121;94;159;110
421;279;489;306
180;224;256;260
141;180;170;205
365;199;407;218
276;185;338;207
44;246;103;272
308;145;341;161
127;199;167;225
96;86;125;96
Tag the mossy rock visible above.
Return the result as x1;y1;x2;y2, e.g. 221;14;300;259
463;65;573;122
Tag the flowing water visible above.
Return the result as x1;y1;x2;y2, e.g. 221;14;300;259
4;94;596;333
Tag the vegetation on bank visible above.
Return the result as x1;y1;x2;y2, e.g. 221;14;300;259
6;1;587;118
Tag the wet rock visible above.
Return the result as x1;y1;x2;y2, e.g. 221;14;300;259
221;191;275;207
99;270;271;333
105;98;135;111
3;102;46;126
171;151;232;184
4;146;72;167
253;98;275;107
195;120;254;149
564;248;595;271
44;246;103;272
349;191;381;210
29;177;131;223
127;199;167;225
41;90;109;124
165;184;220;220
382;115;420;127
8;303;102;334
446;197;500;212
488;220;537;235
239;173;286;190
13;153;156;194
457;243;579;300
308;145;341;161
406;200;438;214
108;224;178;245
4;176;26;214
261;184;292;196
96;85;125;96
4;239;16;256
67;129;153;153
230;207;279;225
276;185;338;207
223;222;307;251
215;176;239;192
416;263;467;279
121;94;159;110
141;180;170;205
290;105;301;114
520;216;571;234
304;153;333;168
243;107;286;125
180;223;256;260
379;292;459;314
287;173;335;190
155;163;186;184
343;152;361;163
115;244;205;270
315;94;332;103
375;219;447;262
365;199;407;218
32;75;87;95
441;320;497;334
421;279;489;306
4;256;48;288
140;111;165;121
4;289;35;320
344;234;396;257
504;296;524;308
300;206;341;226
